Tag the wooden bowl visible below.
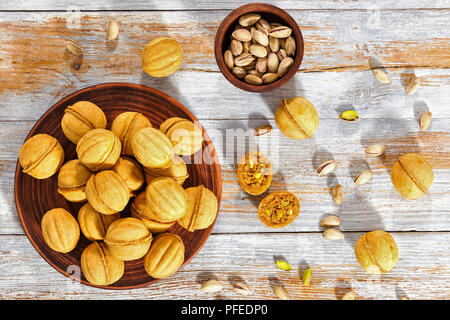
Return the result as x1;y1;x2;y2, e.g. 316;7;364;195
214;3;304;93
14;83;222;290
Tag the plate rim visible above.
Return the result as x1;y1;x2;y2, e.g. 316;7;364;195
14;82;222;290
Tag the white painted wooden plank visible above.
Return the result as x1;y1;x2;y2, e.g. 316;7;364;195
1;0;449;11
1;119;449;234
0;233;448;299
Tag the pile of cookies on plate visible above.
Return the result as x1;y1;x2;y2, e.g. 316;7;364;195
18;101;218;285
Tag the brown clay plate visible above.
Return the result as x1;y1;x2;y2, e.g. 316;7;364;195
14;83;222;290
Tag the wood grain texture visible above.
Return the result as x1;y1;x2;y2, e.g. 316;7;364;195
1;0;449;10
0;233;449;299
0;1;449;299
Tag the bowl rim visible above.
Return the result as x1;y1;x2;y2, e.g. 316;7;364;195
214;3;304;93
14;82;223;290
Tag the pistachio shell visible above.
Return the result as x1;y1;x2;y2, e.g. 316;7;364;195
106;20;119;41
111;111;152;156
104;217;152;261
230;39;243;56
78;203;119;241
267;52;279;73
41;208;80;253
256;57;268;73
232;282;251;295
285;36;296;56
145;177;188;222
323;228;345;240
256;19;271;34
244;74;262;85
81;241;124;286
269;26;292;38
405;77;420;95
160;118;203;156
19;133;65;179
316;160;337;176
249;44;267;58
273;284;290;300
239;13;261;27
232;29;252;42
178;185;218;232
331;184;343;205
61;101;107;144
365;144;386;156
57;160;93;202
320;215;341;227
232;66;246;79
354;169;373;185
234;53;255;67
131;127;173;169
224;50;234;69
277;57;294;76
391;153;433;199
372;68;391;84
76;129;121;172
142;37;183;77
275;97;319;140
355;230;398;274
112;157;145;192
144;233;185;279
201;279;223;293
252;29;269;46
342;291;355;300
269;36;280;52
131;192;175;234
85;170;130;215
420;111;432;131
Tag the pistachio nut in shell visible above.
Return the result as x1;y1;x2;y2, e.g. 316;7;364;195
237;151;272;195
57;159;93;202
131;192;175;234
391;153;433;200
275;97;319;140
131;127;173;169
112;157;145;193
145;177;188;222
258;191;300;228
81;241;124;286
85;170;131;215
41;208;80;253
144;155;189;185
19;133;65;179
78;203;120;241
160;117;203;156
142;37;183;77
355;230;398;274
144;233;185;279
76;129;121;172
104;217;153;261
111;111;152;156
61;101;107;144
238;13;261;27
178;185;218;232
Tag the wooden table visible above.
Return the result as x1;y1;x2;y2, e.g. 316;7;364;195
0;0;449;300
